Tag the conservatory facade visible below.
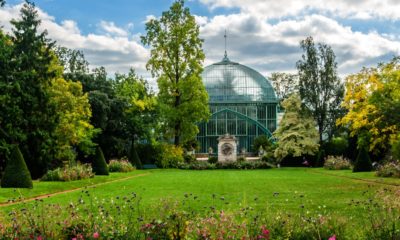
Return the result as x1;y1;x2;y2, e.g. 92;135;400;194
197;55;278;154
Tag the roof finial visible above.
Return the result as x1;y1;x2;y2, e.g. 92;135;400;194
224;29;228;58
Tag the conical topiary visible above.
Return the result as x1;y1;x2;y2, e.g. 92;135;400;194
92;146;109;175
1;145;33;188
353;146;372;172
129;142;142;169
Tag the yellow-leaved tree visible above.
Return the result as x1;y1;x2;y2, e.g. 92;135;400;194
338;58;400;153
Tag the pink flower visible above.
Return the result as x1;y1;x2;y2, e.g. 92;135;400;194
37;237;43;240
93;232;100;239
328;235;336;240
71;238;77;240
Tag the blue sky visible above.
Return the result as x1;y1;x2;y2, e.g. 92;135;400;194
1;0;400;84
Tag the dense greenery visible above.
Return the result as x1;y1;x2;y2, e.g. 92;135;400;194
129;142;142;169
297;37;344;143
0;145;32;188
338;58;400;158
141;0;209;146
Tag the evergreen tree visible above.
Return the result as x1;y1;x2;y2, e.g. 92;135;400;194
297;36;344;142
3;1;59;178
353;146;372;172
92;146;109;175
129;142;142;169
1;145;33;188
141;0;209;146
274;94;319;162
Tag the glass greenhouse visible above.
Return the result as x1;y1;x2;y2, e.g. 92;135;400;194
197;55;278;154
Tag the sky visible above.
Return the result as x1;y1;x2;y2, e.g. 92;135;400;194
1;0;400;87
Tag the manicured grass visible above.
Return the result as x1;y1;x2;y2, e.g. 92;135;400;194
1;168;399;220
0;170;149;203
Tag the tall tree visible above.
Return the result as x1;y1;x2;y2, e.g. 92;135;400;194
297;36;344;142
274;94;319;162
338;57;400;154
141;0;209;146
4;1;58;178
268;72;298;107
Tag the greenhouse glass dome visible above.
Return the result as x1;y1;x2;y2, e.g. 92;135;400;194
197;55;278;154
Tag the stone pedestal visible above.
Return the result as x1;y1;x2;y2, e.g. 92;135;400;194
218;134;238;162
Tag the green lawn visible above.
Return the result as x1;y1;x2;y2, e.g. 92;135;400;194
1;168;399;219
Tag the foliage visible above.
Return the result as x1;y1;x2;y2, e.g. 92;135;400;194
49;77;99;163
297;36;345;142
323;155;352;170
268;72;298;107
353;146;372;172
323;136;348;156
1;145;32;188
252;135;272;152
155;143;184;168
338;58;400;154
41;163;94;181
92;147;109;175
179;160;272;170
129;142;142;169
0;1;59;178
208;156;218;164
115;69;157;143
141;0;209;145
274;94;319;161
108;159;135;173
55;46;89;74
375;161;400;178
136;143;159;165
183;154;196;164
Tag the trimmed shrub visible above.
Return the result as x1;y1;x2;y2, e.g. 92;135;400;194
1;145;33;188
129;143;142;169
92;147;109;175
208;156;218;164
108;159;135;172
323;155;352;170
353;146;372;172
41;163;94;181
376;161;400;178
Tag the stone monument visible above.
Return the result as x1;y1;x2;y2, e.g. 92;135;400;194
218;133;238;162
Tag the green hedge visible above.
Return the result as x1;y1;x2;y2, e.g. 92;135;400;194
353;146;372;172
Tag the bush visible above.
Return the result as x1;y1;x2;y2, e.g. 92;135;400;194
376;161;400;178
108;159;135;173
1;145;33;188
179;160;273;170
252;135;272;152
323;155;352;170
41;163;94;181
92;147;109;175
129;143;142;169
136;143;158;164
324;137;348;156
208;156;218;164
353;146;372;172
155;144;184;168
184;154;196;164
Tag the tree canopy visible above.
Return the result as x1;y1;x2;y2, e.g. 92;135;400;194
141;0;209;146
297;37;344;143
338;57;400;154
274;94;319;161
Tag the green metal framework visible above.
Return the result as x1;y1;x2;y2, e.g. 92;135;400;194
197;56;278;153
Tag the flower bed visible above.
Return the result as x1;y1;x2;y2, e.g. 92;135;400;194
323;155;352;170
108;159;135;172
178;160;273;170
376;161;400;178
41;163;94;181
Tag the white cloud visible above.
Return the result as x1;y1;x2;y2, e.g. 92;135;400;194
198;13;400;76
0;3;151;81
98;21;128;37
199;0;400;20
